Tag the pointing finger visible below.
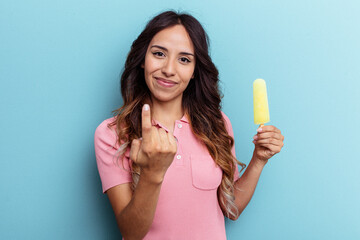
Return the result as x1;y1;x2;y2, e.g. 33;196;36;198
141;104;152;142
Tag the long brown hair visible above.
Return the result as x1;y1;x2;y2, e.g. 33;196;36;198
108;10;246;219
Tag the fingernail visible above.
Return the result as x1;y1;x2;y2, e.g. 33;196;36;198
253;135;258;140
257;128;262;132
144;104;149;111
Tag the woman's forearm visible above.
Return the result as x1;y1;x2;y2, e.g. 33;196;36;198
233;155;267;217
117;170;163;240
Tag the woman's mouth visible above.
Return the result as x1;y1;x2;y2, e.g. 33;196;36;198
155;77;177;88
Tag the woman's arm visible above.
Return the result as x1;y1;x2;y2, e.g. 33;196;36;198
107;104;177;240
231;125;284;220
106;171;164;240
231;155;267;219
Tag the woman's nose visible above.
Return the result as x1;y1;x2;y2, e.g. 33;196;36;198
161;59;176;77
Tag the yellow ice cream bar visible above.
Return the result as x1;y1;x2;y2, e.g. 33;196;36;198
253;79;270;125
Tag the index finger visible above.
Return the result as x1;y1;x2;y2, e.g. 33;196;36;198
258;125;281;134
141;104;152;140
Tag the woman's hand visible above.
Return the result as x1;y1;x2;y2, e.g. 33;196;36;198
129;104;177;184
252;125;284;164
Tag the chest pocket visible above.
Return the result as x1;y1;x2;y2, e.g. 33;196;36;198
190;154;222;190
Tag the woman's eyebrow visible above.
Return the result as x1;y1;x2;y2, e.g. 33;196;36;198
150;45;194;56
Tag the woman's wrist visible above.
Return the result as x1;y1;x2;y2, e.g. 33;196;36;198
140;168;165;185
251;154;268;170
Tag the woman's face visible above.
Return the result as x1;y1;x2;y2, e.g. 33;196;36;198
142;24;196;104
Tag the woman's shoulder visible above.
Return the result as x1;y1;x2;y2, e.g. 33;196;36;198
96;116;116;129
95;116;117;132
94;116;118;144
220;111;234;134
220;111;232;125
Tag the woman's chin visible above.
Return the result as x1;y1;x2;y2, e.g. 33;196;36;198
150;93;182;104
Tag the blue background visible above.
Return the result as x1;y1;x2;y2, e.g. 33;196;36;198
1;0;359;239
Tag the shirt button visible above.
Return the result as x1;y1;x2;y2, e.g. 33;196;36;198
176;154;181;160
177;124;182;129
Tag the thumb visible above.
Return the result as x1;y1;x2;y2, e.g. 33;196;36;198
130;138;142;162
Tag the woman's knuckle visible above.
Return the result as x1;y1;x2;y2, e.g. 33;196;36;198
143;125;151;131
170;145;177;154
142;144;152;153
163;145;170;153
155;144;162;152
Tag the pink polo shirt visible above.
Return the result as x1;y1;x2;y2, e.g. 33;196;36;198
94;112;240;240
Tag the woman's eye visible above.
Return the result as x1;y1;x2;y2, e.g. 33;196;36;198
153;51;164;57
180;57;190;63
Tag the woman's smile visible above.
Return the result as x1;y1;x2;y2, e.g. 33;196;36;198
155;77;178;88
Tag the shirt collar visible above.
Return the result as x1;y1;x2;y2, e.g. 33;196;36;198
179;114;189;123
151;114;189;132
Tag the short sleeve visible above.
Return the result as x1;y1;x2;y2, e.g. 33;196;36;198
221;112;240;182
94;118;132;193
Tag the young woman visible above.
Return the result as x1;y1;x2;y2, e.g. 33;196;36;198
94;10;284;240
